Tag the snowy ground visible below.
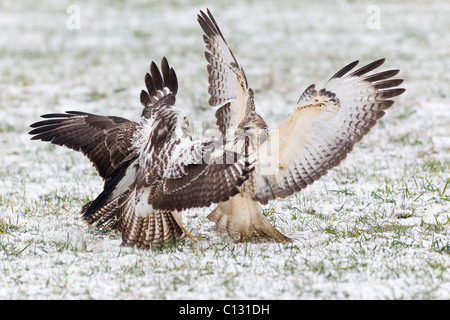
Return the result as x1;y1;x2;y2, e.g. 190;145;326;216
0;0;449;300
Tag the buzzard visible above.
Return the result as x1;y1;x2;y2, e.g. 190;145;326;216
198;9;405;242
29;58;253;249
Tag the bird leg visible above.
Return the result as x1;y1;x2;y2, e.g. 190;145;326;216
180;225;201;241
171;210;201;241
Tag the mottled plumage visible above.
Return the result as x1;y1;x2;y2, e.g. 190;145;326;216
29;58;252;249
198;9;405;242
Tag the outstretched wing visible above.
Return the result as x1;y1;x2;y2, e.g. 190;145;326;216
250;58;405;204
150;139;253;212
198;9;249;135
29;112;138;180
29;58;178;180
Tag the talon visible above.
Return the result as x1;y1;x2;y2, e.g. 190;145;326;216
180;225;201;241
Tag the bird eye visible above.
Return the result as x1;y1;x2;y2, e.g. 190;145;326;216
243;127;250;131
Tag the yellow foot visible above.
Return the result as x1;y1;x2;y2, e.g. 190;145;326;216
180;226;201;241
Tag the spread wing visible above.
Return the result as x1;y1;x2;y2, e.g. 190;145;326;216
151;139;253;212
250;59;405;204
29;112;138;180
29;57;178;181
198;9;249;135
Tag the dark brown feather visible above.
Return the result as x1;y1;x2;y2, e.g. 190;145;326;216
328;60;359;80
364;69;400;82
29;111;137;179
349;58;385;77
140;57;178;115
151;158;253;212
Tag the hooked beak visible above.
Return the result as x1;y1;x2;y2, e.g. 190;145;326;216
235;127;252;138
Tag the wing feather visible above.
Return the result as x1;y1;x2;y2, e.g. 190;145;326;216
251;59;405;204
29;111;137;180
150;139;253;212
198;9;249;135
140;57;178;118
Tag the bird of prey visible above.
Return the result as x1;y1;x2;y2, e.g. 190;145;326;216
29;58;253;249
197;9;405;242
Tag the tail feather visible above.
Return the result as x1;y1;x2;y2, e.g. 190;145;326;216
121;210;184;249
115;190;184;249
82;189;184;249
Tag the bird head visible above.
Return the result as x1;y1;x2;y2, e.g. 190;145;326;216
155;106;192;141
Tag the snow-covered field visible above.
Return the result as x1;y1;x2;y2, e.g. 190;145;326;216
0;0;449;300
